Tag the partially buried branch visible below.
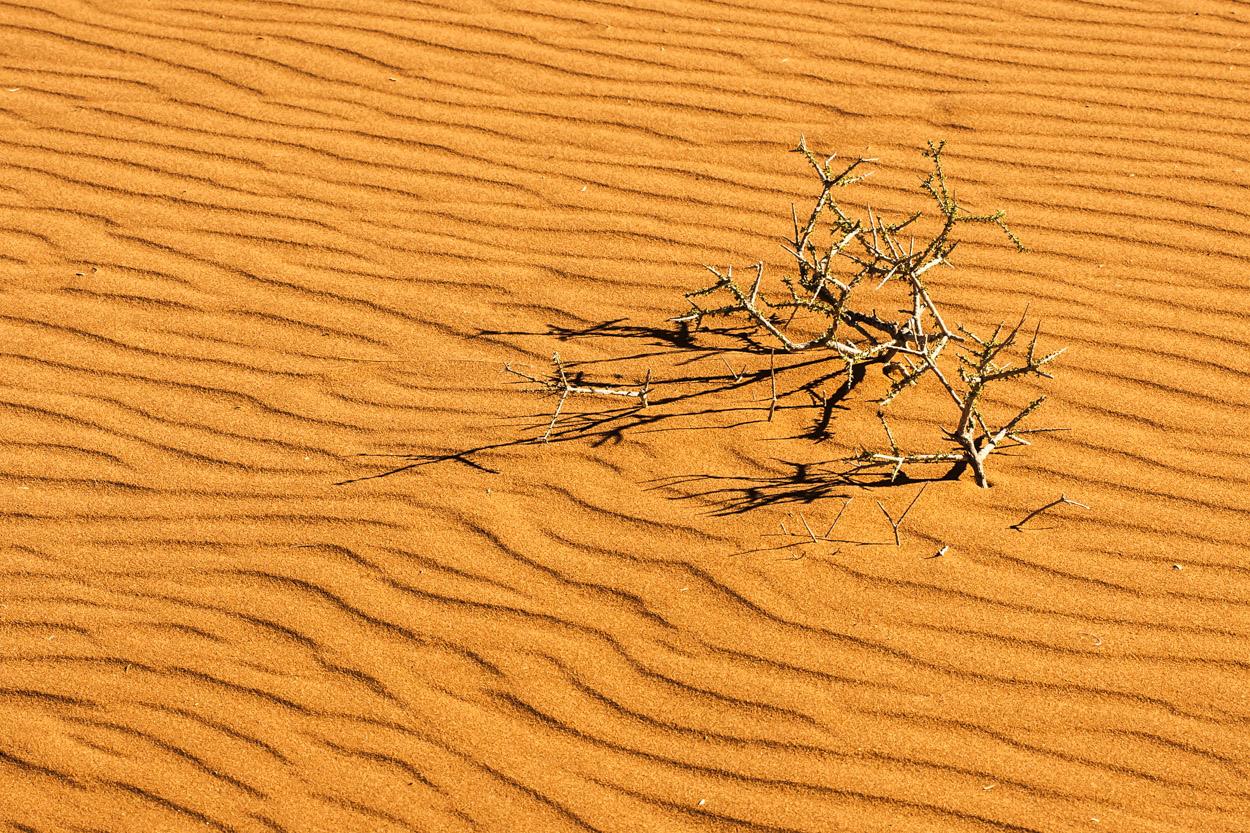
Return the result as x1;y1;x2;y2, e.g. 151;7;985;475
503;352;650;443
876;483;928;546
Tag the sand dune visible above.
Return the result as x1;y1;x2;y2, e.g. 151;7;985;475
2;1;1248;830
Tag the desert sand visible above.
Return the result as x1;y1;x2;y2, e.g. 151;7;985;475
2;1;1249;831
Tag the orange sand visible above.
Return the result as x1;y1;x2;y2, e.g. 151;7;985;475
1;1;1248;831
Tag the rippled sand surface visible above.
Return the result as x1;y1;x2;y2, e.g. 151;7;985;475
2;2;1248;831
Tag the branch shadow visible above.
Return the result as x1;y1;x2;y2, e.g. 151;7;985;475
335;447;507;485
485;318;862;447
648;456;961;518
648;461;851;517
342;318;908;497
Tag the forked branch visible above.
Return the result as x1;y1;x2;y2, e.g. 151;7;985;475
675;139;1064;488
876;483;928;546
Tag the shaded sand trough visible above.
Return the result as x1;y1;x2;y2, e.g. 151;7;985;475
1;1;1249;831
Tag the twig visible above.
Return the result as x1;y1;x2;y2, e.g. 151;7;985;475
748;262;763;306
503;353;650;443
875;500;897;545
876;483;928;546
827;496;852;536
661;139;1062;488
1010;493;1088;530
898;481;928;524
798;513;819;544
720;356;744;382
925;544;949;559
543;390;569;442
765;505;854;546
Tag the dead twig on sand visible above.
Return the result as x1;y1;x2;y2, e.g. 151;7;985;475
827;496;852;536
876;483;928;546
767;504;851;546
1010;493;1088;530
798;512;819;543
503;352;651;442
720;356;746;382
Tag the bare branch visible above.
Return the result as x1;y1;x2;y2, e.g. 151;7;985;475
655;138;1064;489
876;483;929;547
543;390;569;443
504;353;650;443
828;497;853;535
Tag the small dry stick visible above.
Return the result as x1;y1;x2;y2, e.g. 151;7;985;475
767;507;851;544
1011;493;1088;530
799;513;819;544
543;389;569;442
876;482;929;546
720;356;745;382
826;496;853;537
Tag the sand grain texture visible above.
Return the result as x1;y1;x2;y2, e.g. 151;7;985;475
2;1;1249;831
